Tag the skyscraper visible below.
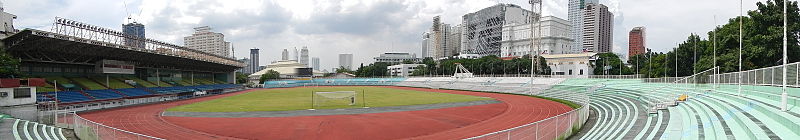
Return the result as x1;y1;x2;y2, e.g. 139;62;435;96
122;22;145;48
249;48;260;74
461;4;533;56
237;58;250;74
281;49;289;60
629;27;646;57
582;3;613;53
300;46;309;66
339;54;353;70
312;57;320;70
421;32;432;58
568;0;599;53
184;26;231;57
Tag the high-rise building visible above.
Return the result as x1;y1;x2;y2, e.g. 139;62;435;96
122;22;145;48
461;4;534;57
629;27;646;57
281;49;289;60
184;26;230;57
300;46;309;66
0;5;16;38
312;57;320;70
568;0;599;53
339;54;353;70
446;24;462;57
500;16;573;57
249;48;260;74
421;32;432;58
237;58;250;74
582;3;613;53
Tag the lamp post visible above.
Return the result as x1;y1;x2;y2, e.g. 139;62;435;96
780;0;788;111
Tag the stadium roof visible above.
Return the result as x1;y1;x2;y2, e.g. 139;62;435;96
2;29;244;72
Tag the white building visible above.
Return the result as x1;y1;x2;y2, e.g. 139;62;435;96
374;52;419;64
183;26;230;57
461;4;534;57
542;53;597;78
582;3;614;53
312;57;320;70
500;16;573;57
421;32;432;58
248;60;323;83
300;46;309;66
0;5;17;38
388;64;424;77
339;54;353;70
568;0;599;53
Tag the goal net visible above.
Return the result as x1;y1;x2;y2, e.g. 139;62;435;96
313;91;358;109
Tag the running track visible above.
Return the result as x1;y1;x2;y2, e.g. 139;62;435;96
79;86;573;140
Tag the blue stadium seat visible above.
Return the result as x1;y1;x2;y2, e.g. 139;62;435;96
116;88;153;97
84;90;123;100
39;91;92;103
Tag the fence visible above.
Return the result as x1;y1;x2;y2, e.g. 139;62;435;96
56;111;162;140
716;62;799;87
588;75;643;79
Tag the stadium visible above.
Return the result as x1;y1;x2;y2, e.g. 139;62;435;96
0;1;799;140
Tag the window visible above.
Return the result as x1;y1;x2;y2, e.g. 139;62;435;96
13;88;31;98
580;69;584;75
569;70;573;75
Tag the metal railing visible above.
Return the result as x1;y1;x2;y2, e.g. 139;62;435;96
57;111;163;140
641;67;719;113
47;17;244;67
715;62;799;87
588;75;643;79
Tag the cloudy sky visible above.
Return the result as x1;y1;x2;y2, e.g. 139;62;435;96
5;0;766;71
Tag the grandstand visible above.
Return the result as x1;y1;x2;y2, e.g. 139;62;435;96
0;17;246;139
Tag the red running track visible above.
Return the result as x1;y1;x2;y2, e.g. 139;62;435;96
79;86;572;140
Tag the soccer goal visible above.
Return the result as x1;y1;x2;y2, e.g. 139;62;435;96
311;91;363;109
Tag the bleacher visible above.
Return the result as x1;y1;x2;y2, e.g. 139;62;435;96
34;76;241;104
83;90;124;100
558;78;800;139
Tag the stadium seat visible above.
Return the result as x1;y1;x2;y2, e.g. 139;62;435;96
39;91;92;103
83;90;123;100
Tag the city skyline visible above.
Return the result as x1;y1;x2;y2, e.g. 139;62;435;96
5;0;768;70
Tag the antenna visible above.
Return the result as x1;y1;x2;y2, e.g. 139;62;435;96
123;0;132;23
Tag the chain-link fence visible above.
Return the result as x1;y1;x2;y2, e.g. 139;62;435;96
56;111;162;140
716;62;799;87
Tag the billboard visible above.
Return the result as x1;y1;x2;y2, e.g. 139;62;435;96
96;59;135;74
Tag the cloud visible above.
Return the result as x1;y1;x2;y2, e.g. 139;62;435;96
4;0;768;70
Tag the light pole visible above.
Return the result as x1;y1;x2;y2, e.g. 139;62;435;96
739;0;744;96
780;0;788;111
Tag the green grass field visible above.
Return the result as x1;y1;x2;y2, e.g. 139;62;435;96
166;86;493;112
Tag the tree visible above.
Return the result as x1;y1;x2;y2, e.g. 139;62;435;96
592;53;632;75
258;70;280;84
235;72;248;84
0;49;20;78
335;66;354;74
354;62;389;77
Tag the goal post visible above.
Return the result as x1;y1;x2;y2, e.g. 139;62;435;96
311;91;363;109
